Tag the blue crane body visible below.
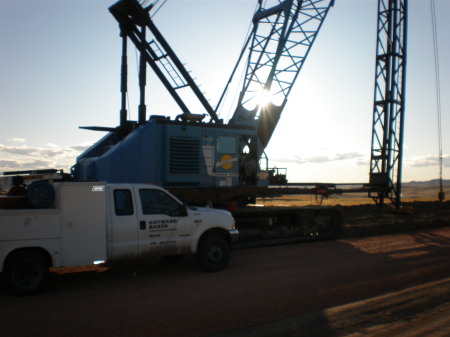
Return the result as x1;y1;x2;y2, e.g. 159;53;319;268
73;117;262;191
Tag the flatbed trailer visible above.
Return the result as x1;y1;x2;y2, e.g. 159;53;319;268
168;185;347;245
232;205;343;247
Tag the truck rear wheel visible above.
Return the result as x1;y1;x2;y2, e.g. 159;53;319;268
3;250;49;296
197;235;230;272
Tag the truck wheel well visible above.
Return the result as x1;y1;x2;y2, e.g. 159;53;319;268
199;228;231;248
4;247;53;270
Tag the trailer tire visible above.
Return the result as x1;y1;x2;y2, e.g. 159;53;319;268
3;250;49;296
197;234;230;272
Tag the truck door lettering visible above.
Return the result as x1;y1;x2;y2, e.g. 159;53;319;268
148;219;177;228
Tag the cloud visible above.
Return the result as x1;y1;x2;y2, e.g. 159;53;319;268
70;144;92;151
407;154;450;168
0;144;41;156
0;140;91;173
274;151;450;170
0;160;21;167
7;138;26;143
334;152;364;161
275;152;366;165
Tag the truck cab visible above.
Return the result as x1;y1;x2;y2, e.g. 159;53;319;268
107;183;237;262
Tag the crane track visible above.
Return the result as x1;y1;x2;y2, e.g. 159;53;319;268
232;206;343;249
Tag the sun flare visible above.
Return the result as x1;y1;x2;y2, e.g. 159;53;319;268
256;88;272;108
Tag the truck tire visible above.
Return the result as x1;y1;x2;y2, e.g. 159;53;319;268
3;250;49;296
197;234;230;272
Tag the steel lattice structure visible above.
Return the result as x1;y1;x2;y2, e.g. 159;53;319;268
369;0;408;208
228;0;334;150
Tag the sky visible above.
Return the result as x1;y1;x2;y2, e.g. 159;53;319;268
0;0;449;184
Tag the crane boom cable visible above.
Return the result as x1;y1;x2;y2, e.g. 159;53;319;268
216;0;262;121
430;0;444;198
151;0;168;18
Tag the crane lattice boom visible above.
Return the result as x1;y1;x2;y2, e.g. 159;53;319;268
228;0;334;150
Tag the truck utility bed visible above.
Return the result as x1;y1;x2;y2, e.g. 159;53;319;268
0;182;108;268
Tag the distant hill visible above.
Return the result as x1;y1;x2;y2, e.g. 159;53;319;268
404;179;450;186
401;179;448;201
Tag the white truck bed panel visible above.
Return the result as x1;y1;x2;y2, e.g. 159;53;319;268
59;183;108;266
0;209;60;241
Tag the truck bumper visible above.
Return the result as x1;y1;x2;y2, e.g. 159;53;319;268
229;229;239;243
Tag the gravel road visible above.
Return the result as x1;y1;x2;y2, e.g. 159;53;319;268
1;227;450;337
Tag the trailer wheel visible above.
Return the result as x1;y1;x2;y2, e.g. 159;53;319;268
197;235;230;272
313;209;335;235
3;250;49;296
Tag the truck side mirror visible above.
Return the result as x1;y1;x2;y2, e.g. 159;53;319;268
181;201;188;216
169;201;188;217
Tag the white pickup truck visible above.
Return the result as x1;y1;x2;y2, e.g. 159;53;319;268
0;181;238;295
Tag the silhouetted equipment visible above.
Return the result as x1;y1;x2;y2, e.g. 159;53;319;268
368;0;408;209
74;0;410;209
9;0;408;243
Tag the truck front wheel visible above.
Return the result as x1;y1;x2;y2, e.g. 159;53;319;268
197;234;230;272
3;250;49;296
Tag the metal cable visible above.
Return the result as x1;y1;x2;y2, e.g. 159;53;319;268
430;0;444;199
217;1;261;122
151;0;168;18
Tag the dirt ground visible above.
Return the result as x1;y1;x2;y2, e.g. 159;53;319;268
212;276;450;337
2;227;450;337
240;182;450;336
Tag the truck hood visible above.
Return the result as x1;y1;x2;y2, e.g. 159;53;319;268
188;206;234;228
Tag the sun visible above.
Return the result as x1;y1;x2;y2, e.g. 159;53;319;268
256;88;272;108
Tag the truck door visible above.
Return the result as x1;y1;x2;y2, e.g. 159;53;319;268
134;186;193;256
